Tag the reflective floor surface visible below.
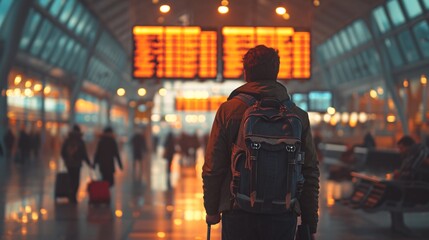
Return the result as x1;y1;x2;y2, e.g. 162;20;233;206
0;148;428;240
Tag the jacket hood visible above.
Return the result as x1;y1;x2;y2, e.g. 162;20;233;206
68;131;82;139
100;132;115;139
228;80;290;101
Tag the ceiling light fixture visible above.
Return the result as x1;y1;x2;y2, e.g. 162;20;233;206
218;5;229;14
313;0;320;7
160;4;170;13
275;7;286;15
218;0;229;14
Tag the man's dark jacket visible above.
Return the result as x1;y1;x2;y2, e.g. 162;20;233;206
94;133;123;173
202;80;320;233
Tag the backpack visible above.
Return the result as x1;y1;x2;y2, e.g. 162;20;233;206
230;93;305;214
64;138;79;167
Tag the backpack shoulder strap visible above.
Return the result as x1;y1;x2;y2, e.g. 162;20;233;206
234;93;257;107
282;97;295;109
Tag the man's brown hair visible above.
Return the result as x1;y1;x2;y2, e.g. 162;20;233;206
242;45;280;82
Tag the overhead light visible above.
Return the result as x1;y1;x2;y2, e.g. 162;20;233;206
370;89;378;99
313;0;320;7
138;88;147;96
276;7;286;15
221;0;229;6
44;85;51;95
403;79;409;88
421;75;427;85
33;83;43;92
159;88;167;96
160;4;170;13
14;75;22;85
25;80;32;88
117;88;126;96
282;13;290;20
218;5;229;14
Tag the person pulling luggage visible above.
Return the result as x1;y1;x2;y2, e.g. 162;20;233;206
60;124;92;203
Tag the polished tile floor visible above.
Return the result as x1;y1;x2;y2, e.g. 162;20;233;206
0;148;428;240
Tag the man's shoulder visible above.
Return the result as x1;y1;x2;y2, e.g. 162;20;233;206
218;97;249;118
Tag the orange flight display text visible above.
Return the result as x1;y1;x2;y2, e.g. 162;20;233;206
222;27;311;80
176;96;228;111
133;26;217;79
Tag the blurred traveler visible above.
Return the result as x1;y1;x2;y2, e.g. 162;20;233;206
94;127;123;187
390;135;429;235
3;128;15;160
202;45;320;240
130;130;147;174
17;126;31;163
362;132;376;149
60;124;92;203
30;127;41;160
163;131;176;189
394;135;429;181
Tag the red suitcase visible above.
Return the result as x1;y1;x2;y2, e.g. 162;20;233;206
87;180;110;204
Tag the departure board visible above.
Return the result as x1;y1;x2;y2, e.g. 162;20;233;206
199;31;218;79
133;26;217;79
176;96;227;111
222;27;311;80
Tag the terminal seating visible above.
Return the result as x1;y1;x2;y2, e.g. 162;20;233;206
320;143;402;180
342;172;429;214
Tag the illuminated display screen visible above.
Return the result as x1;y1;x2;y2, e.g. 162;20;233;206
222;27;311;80
292;91;332;112
308;91;332;112
292;93;308;111
133;26;217;79
176;96;227;111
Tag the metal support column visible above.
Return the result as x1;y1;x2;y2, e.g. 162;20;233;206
0;0;34;145
68;30;103;126
41;76;46;145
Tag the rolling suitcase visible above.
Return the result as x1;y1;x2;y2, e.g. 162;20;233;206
54;172;70;199
87;170;110;204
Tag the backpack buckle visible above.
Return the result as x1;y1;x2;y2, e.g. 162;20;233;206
286;145;296;152
251;142;261;150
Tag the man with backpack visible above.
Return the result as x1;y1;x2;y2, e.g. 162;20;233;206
61;124;92;203
202;45;320;240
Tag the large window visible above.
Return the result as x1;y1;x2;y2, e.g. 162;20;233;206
384;38;404;67
373;6;391;34
346;26;359;48
332;35;345;55
19;10;42;50
41;28;61;60
397;30;420;63
58;0;75;24
352;20;371;44
412;21;429;58
30;20;53;56
49;0;66;17
339;30;351;51
401;0;423;19
67;3;83;30
423;0;429;9
0;0;13;30
37;0;52;8
386;0;406;26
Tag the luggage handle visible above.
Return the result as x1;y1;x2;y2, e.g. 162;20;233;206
207;224;211;240
88;168;99;181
